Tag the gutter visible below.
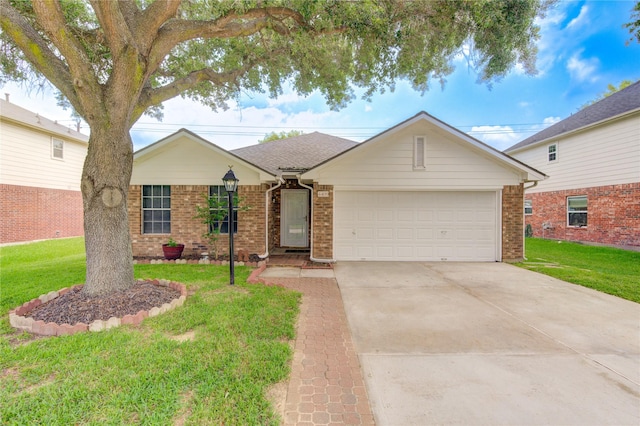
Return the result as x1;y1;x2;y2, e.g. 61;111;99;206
296;175;335;264
258;178;284;259
523;180;539;191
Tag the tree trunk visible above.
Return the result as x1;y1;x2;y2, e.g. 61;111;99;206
81;123;135;296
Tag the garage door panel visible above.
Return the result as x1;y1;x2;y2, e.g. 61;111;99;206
334;191;497;261
377;228;393;239
397;228;414;240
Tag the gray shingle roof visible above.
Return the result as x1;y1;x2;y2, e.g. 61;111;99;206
0;98;89;143
231;131;358;175
505;80;640;152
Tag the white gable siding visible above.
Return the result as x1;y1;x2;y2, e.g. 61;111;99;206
511;114;640;193
312;122;522;189
0;120;87;190
131;135;262;185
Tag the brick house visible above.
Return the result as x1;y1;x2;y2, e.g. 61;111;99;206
0;98;89;244
505;81;640;248
130;112;545;262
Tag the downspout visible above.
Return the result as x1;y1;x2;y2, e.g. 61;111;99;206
521;180;538;261
258;178;284;259
296;175;335;263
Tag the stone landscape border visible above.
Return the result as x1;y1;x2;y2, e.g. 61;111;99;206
9;279;187;337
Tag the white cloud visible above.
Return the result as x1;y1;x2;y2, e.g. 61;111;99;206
266;91;310;107
542;116;561;127
566;5;589;30
469;125;521;151
566;50;599;83
364;105;373;112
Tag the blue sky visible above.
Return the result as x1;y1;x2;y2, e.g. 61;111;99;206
3;0;639;152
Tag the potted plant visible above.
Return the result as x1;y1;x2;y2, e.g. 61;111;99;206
162;237;184;260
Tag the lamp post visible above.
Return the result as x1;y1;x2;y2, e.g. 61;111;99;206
222;167;239;285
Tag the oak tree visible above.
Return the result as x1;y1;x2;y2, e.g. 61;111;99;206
1;0;551;296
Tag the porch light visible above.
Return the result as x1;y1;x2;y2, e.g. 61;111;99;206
222;167;239;192
222;167;238;285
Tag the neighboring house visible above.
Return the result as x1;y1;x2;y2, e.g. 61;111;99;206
0;98;89;244
505;81;640;248
129;112;545;262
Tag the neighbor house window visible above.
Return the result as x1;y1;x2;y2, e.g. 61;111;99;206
209;185;237;234
413;135;426;169
524;199;533;215
548;143;558;162
567;196;587;227
142;185;171;233
52;138;64;159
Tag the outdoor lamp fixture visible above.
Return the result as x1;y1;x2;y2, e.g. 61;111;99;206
222;167;239;285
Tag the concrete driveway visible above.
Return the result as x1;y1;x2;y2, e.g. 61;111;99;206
334;262;640;425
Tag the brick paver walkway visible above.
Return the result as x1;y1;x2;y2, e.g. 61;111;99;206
260;275;375;426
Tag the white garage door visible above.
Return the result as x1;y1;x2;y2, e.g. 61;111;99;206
334;191;498;261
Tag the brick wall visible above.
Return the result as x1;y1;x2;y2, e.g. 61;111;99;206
525;183;640;247
502;184;524;262
128;184;266;258
312;184;334;260
0;184;84;243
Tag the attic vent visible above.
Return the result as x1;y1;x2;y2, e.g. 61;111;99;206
413;135;426;170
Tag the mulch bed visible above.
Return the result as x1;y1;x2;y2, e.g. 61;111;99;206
26;282;180;325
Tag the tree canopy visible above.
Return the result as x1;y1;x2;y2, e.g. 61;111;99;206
0;0;552;296
625;1;640;44
259;130;304;143
580;79;636;109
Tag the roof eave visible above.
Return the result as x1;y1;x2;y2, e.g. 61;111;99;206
506;107;640;155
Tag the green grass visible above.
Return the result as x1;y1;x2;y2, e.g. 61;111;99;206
0;238;300;425
518;238;640;303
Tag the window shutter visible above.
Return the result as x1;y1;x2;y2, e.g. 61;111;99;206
414;136;426;169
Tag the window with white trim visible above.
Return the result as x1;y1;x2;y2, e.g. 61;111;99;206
52;138;64;159
548;143;558;162
567;196;587;227
142;185;171;234
209;185;237;234
524;199;533;215
413;135;426;169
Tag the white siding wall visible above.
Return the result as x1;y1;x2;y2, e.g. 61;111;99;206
0;120;87;190
511;114;640;193
131;135;262;185
313;122;522;189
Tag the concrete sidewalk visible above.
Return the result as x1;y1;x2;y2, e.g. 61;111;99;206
259;267;375;425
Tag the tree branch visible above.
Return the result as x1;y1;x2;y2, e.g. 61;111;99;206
133;60;260;124
89;0;133;59
135;0;181;52
147;7;311;72
0;0;76;103
30;0;102;117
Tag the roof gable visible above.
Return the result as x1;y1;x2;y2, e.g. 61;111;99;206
506;80;640;153
133;129;275;183
303;111;546;182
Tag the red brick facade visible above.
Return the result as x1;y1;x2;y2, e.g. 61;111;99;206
312;183;334;260
502;184;525;262
525;183;640;247
0;184;84;243
128;184;266;258
127;182;530;262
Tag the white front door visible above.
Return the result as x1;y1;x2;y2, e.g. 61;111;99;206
281;189;309;247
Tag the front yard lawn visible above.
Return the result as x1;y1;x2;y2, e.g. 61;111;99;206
518;238;640;303
0;238;300;425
